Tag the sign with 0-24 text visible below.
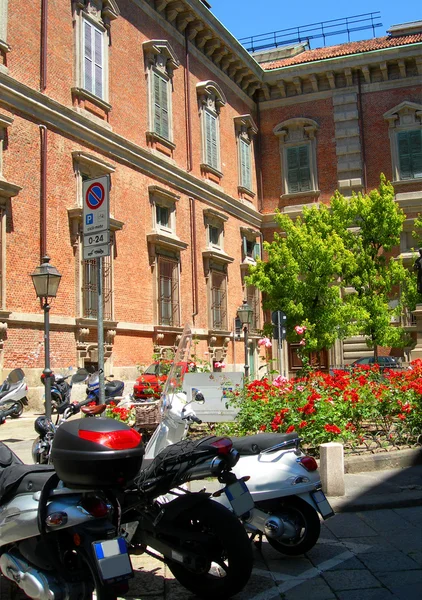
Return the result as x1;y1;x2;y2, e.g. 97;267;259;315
83;176;110;259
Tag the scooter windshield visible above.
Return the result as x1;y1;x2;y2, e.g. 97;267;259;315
160;323;192;416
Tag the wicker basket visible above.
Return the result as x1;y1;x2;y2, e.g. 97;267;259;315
134;401;160;429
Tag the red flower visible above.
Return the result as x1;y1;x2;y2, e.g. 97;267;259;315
324;424;342;434
286;425;295;433
299;421;308;428
397;413;406;420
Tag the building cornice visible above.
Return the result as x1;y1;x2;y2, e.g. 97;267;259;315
0;72;262;230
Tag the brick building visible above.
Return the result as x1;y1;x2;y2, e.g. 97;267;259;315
0;1;420;400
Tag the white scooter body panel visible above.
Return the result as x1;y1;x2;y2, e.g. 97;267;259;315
230;449;322;503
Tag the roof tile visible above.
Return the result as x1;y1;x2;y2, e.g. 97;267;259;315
260;34;422;70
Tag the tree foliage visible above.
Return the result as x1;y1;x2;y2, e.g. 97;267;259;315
246;175;415;356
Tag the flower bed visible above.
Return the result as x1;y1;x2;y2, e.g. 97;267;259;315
216;359;422;456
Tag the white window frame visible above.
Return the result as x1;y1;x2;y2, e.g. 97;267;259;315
82;17;105;100
274;118;319;198
384;101;422;183
149;186;179;236
143;40;180;147
197;81;226;177
234;115;258;196
204;208;228;253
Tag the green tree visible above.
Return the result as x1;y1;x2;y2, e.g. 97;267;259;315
246;199;362;355
247;175;414;360
413;214;422;247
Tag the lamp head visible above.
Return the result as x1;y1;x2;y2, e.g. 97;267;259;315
31;256;62;299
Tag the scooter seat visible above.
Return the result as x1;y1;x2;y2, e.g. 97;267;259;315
0;463;55;503
230;432;299;455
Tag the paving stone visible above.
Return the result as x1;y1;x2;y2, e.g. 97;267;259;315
336;588;398;600
323;513;378;538
280;576;336;599
358;550;420;572
379;531;422;555
376;569;422;590
408;551;422;566
393;507;422;527
260;553;315;577
341;536;397;554
358;509;417;533
385;583;422;600
322;569;382;591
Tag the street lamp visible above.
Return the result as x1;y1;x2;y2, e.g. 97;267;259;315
31;256;62;420
237;300;254;377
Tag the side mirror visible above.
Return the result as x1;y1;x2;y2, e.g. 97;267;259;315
192;389;205;404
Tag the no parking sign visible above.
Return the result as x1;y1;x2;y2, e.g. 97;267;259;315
82;176;110;259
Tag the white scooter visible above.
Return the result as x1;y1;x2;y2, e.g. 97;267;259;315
135;325;334;556
0;368;28;423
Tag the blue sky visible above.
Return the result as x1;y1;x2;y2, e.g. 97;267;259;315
208;1;421;48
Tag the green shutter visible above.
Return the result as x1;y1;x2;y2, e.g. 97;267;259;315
153;73;169;139
398;132;412;179
94;28;103;98
240;139;251;190
287;146;311;192
84;21;93;93
205;112;218;170
254;242;261;260
409;130;422;178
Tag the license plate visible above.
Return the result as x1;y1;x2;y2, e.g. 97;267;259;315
92;537;133;583
310;490;334;519
224;480;255;516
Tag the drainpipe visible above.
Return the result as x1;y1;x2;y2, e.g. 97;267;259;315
357;74;368;194
40;0;48;91
39;125;48;258
184;30;193;172
189;197;198;322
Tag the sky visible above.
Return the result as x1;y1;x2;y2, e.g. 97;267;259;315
208;1;421;49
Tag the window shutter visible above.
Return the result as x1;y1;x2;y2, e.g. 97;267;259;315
94;28;103;99
398;132;412;179
253;242;260;260
160;77;169;139
409;130;422;178
298;145;311;191
287;147;299;193
242;236;247;258
240;139;251;190
84;21;93;94
206;112;218;170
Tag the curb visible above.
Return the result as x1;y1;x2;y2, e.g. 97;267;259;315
328;490;422;513
343;447;422;473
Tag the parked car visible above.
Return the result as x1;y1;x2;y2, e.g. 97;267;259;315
351;356;401;370
133;361;192;400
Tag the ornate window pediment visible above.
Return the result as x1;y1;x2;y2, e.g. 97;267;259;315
383;101;422;129
197;81;226;114
384;102;422;183
273;118;319;142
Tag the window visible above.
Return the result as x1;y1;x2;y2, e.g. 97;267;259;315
274;118;319;198
143;40;180;152
286;145;311;193
156;204;170;229
149;185;179;235
241;227;260;265
197;81;226;180
245;285;260;333
83;18;104;99
72;1;119;113
211;269;227;330
397;130;422;180
83;245;113;320
204;208;228;252
234;115;257;197
384;101;422;183
158;256;180;326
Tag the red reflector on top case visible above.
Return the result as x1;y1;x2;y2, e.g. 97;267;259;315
210;438;233;455
79;429;142;449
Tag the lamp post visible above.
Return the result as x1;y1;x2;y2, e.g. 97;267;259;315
31;256;62;420
237;300;254;377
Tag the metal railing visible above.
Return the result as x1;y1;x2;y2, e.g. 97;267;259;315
239;12;382;53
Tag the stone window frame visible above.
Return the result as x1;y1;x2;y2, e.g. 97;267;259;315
69;151;122;322
273;118;319;199
240;227;260;267
0;0;10;54
384;101;422;184
0;113;21;312
209;265;228;332
234;115;258;198
197;81;226;180
149;185;180;238
72;1;119;114
143;40;180;153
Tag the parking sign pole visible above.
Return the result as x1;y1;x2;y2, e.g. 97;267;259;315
97;257;105;404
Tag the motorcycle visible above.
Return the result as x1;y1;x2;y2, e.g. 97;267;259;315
138;326;334;556
0;368;28;424
84;370;125;405
0;417;145;600
41;367;88;414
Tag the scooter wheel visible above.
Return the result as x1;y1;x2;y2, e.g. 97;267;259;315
10;400;24;419
258;496;321;556
167;499;253;599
